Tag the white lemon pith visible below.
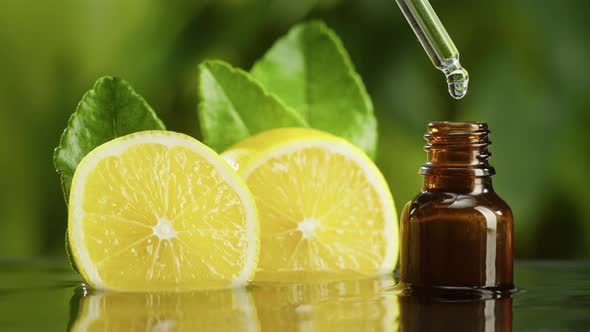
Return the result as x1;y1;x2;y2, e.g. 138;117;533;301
68;131;259;291
222;128;398;281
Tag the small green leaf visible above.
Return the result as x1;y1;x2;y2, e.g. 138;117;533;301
53;76;165;201
251;21;377;158
198;60;308;152
65;229;79;274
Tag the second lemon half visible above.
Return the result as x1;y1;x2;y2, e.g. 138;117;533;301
222;128;398;281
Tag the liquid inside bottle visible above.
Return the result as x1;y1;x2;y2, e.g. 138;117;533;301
399;122;515;296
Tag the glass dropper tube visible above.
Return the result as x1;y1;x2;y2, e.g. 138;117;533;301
395;0;469;99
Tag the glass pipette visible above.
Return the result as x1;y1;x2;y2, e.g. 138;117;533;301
395;0;469;99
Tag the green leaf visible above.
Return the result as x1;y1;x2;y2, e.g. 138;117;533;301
251;21;377;159
65;229;79;274
198;60;309;152
53;76;165;201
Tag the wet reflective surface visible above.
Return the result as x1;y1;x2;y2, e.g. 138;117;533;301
0;259;588;331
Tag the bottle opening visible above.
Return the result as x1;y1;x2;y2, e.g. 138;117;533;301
421;121;495;176
427;121;486;135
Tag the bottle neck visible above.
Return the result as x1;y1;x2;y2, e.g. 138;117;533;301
422;175;494;194
420;122;496;194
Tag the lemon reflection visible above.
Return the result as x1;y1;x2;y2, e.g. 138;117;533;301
70;287;258;332
252;275;399;332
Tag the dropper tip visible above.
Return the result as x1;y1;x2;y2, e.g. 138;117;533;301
446;66;469;99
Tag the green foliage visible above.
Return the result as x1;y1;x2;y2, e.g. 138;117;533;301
1;0;589;258
53;76;165;272
53;77;165;201
198;60;308;152
198;22;376;157
251;21;377;158
64;229;79;274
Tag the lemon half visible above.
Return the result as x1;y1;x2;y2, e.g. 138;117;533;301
68;131;259;291
222;128;398;281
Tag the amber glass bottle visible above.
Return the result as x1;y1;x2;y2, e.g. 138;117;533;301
399;122;514;295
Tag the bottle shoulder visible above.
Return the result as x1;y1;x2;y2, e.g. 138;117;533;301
404;190;513;219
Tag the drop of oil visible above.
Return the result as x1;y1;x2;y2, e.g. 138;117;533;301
444;64;469;99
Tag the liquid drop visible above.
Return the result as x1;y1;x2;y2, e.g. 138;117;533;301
444;63;469;99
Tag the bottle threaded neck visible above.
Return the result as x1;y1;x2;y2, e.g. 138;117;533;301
420;121;495;177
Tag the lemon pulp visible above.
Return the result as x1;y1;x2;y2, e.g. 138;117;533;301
68;131;259;291
223;128;398;281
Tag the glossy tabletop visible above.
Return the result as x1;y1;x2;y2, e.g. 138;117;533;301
0;259;588;331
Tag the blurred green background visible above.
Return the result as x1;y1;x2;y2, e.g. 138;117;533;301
0;0;587;258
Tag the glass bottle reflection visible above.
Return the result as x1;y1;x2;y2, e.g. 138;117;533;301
398;295;512;332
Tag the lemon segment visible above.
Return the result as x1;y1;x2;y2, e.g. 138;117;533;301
68;131;259;291
222;128;398;281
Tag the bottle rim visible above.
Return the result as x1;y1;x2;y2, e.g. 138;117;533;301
421;121;495;177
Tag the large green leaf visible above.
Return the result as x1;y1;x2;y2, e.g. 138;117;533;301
53;76;165;201
251;21;377;158
198;60;308;152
